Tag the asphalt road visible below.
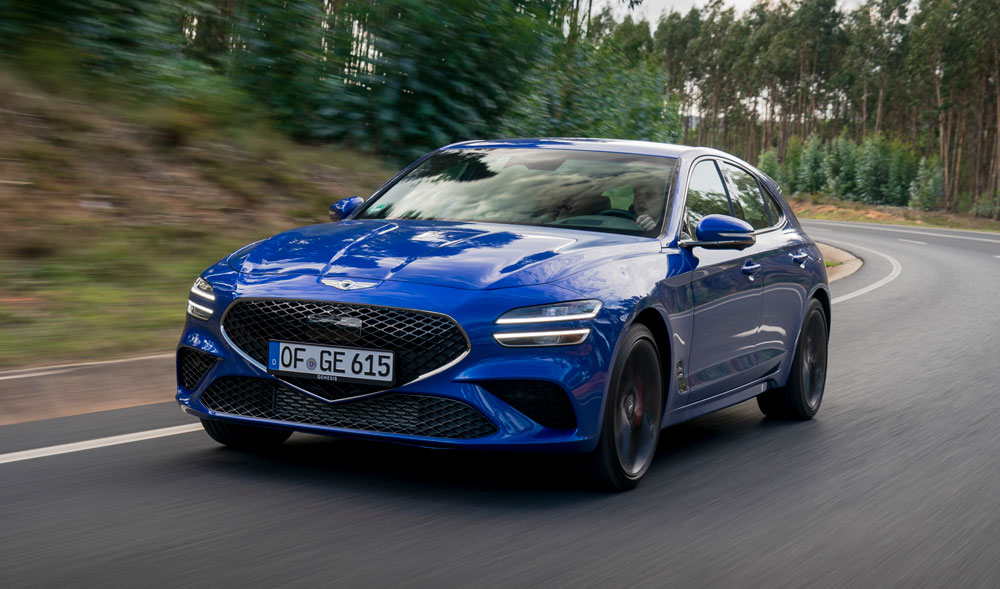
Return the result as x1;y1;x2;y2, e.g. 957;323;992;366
2;220;999;587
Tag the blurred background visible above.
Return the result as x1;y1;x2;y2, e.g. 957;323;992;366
0;0;998;369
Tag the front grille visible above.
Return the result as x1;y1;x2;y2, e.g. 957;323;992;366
222;299;469;401
479;380;577;430
178;348;218;390
199;376;497;439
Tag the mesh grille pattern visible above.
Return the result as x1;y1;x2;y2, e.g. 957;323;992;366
222;299;468;401
479;380;577;430
178;348;217;390
199;377;497;439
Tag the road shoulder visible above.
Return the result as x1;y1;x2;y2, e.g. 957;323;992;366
817;242;862;282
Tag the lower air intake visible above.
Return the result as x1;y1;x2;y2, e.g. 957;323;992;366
478;380;577;430
178;348;218;390
199;377;497;440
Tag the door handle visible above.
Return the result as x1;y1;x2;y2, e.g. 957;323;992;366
741;260;762;279
791;251;809;266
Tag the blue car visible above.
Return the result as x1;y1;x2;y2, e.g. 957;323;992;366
176;138;830;490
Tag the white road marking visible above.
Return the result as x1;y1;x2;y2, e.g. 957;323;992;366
0;369;74;382
804;220;1000;245
0;424;203;465
994;255;1000;260
820;238;903;305
0;352;173;379
897;238;926;245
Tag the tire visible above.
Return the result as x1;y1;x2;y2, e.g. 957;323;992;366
587;324;664;491
201;418;292;450
757;299;828;420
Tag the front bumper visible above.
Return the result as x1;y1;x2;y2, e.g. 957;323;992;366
175;269;618;453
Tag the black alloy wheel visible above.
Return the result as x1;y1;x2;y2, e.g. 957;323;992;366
757;298;828;420
587;324;664;491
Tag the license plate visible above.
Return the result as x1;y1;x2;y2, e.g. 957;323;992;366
267;341;394;385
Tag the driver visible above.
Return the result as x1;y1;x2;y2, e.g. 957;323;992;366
633;184;664;231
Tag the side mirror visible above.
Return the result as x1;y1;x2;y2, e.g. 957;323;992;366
680;214;755;250
329;196;364;222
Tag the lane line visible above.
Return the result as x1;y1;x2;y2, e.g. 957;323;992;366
898;238;926;245
804;220;1000;245
995;255;1000;260
0;352;174;378
0;424;202;465
0;369;74;382
819;238;903;305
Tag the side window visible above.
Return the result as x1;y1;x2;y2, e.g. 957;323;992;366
721;162;770;230
684;160;732;235
761;185;786;225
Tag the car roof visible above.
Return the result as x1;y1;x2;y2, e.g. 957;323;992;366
440;137;732;162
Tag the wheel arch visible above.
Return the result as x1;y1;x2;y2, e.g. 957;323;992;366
630;306;674;416
810;285;832;340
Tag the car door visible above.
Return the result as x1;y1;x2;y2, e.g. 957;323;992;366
681;159;766;403
720;162;808;377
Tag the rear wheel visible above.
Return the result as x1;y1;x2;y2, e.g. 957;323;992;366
587;324;664;491
757;299;828;420
201;418;292;450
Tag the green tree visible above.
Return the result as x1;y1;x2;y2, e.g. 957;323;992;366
823;133;858;199
798;135;826;193
909;157;945;210
856;134;891;203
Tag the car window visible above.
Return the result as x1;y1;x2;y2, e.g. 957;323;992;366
684;160;732;235
721;162;770;230
762;187;785;225
359;148;676;237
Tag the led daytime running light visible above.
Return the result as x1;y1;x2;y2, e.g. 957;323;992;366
493;328;591;347
496;300;602;325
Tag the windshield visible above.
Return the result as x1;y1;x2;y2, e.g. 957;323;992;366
357;148;677;236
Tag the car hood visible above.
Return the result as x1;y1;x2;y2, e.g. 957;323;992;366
232;219;659;290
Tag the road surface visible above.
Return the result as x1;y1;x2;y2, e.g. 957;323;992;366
1;220;999;586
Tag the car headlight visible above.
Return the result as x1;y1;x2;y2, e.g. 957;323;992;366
190;277;215;301
187;277;215;320
493;328;591;347
495;299;602;324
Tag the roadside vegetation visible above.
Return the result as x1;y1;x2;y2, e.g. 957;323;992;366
1;0;998;367
0;70;393;367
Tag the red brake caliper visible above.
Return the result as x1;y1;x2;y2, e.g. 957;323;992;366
632;378;644;428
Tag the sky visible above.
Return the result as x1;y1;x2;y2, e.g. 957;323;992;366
614;0;865;22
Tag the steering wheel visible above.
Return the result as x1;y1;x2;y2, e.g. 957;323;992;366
594;209;636;220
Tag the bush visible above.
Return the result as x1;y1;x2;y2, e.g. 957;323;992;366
502;33;681;144
798;134;826;193
856;135;891;203
758;148;782;183
784;136;804;193
824;133;858;199
972;195;998;218
908;157;944;211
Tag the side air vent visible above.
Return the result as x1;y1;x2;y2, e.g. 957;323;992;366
178;348;218;390
478;380;577;430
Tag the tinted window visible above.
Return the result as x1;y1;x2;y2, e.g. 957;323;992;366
763;188;785;225
358;148;676;236
721;162;770;230
684;160;732;234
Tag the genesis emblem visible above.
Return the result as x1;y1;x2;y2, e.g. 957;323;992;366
321;278;379;290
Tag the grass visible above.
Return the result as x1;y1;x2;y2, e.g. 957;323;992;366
0;69;394;368
790;194;1000;233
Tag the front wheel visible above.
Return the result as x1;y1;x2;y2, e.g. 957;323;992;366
201;418;292;450
757;299;828;420
587;324;664;491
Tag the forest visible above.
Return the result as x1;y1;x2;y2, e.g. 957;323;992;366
2;0;998;216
